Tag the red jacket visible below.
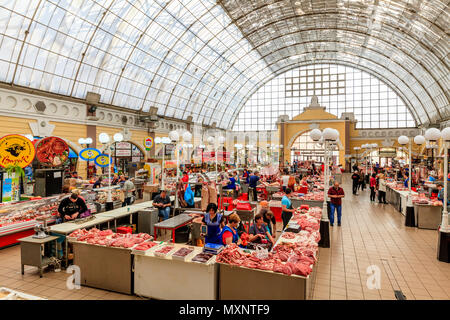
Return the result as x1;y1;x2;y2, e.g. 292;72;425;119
370;177;377;188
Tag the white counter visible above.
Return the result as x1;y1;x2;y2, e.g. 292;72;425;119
133;244;217;300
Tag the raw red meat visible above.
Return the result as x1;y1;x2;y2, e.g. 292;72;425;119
134;241;158;251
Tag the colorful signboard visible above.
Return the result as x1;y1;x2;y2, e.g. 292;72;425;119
35;136;69;167
115;142;131;149
144;136;153;151
116;149;132;157
0;134;36;168
79;148;101;161
94;154;111;167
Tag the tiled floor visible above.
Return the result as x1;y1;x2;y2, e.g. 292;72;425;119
312;175;450;300
1;174;450;300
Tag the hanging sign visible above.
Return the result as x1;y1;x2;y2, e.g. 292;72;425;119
116;142;131;149
35;136;70;167
79;148;101;161
0;134;36;168
94;154;111;167
116;149;132;157
144;137;153;151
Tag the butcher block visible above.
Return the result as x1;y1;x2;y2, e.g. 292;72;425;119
218;259;318;300
72;241;133;295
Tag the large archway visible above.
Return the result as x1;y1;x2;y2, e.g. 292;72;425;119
290;131;340;165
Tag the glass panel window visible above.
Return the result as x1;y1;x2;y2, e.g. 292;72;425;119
232;64;415;131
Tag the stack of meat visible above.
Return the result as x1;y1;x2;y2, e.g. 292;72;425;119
216;243;315;277
0;201;60;227
411;194;443;206
217;206;322;277
298;191;324;202
133;241;159;251
68;228;152;249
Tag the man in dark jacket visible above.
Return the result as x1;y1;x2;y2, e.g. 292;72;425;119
351;171;360;195
57;192;88;222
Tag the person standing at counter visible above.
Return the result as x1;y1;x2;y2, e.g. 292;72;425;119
351;171;360;195
111;173;119;185
57;191;88;223
328;181;345;227
122;176;135;206
378;173;388;204
249;171;260;201
201;203;224;244
221;213;242;246
93;176;103;189
403;172;409;188
260;207;277;237
369;173;377;202
281;188;295;229
248;214;275;246
281;170;290;192
153;190;172;221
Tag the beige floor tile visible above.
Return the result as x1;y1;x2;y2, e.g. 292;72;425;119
413;294;432;300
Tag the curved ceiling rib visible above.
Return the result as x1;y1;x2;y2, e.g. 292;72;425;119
0;0;448;129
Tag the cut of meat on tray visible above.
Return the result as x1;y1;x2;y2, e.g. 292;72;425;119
192;253;214;263
134;241;158;251
172;247;194;257
155;246;174;255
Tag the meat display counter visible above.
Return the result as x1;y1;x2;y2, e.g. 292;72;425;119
0;196;62;248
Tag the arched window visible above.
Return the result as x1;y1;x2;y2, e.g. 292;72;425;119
233;64;415;131
291;131;339;163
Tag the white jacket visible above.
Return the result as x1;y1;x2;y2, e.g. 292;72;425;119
378;179;386;192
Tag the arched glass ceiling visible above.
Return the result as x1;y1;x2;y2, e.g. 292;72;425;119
0;0;271;127
232;63;416;131
221;0;449;128
0;0;448;130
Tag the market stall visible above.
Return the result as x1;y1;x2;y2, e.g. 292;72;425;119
0;196;62;248
133;243;218;300
217;206;322;300
68;228;153;294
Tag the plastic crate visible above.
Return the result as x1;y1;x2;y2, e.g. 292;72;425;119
116;226;132;234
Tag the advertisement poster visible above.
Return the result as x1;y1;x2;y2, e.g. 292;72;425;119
2;173;19;202
116;149;132;157
94;154;111;167
144;136;153;151
116;142;131;149
79;148;101;161
0;134;36;168
35;136;69;167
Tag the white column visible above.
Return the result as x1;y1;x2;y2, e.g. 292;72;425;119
161;144;165;189
442;140;449;231
322;140;329;222
107;143;112;203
